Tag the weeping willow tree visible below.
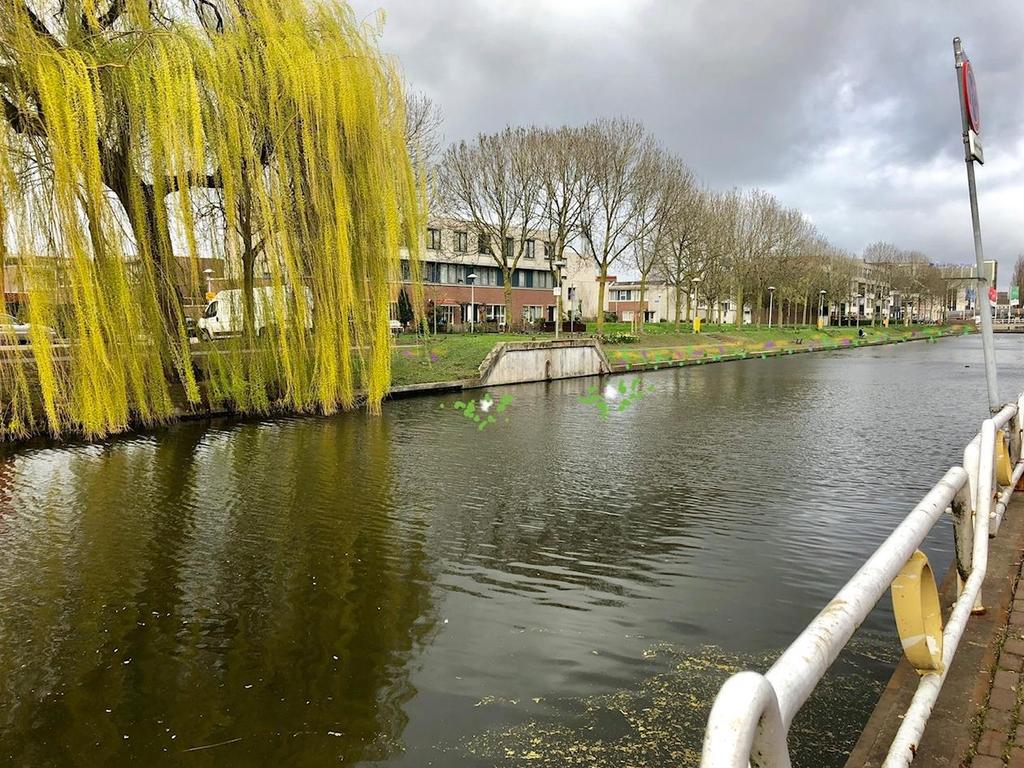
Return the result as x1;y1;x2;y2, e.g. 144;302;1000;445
0;0;423;440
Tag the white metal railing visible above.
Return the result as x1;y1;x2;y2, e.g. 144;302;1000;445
700;394;1024;768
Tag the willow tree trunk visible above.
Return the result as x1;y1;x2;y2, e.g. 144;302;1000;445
596;267;608;332
239;196;257;338
674;286;682;331
105;152;182;338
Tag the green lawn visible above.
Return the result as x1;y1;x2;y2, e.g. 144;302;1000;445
600;323;968;367
388;323;971;386
390;333;540;385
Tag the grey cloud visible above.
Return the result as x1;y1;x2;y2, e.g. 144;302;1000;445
352;0;1024;282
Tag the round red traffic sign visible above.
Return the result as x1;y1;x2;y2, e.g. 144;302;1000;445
989;286;998;303
963;59;980;134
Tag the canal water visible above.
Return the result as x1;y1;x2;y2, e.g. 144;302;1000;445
3;334;1024;767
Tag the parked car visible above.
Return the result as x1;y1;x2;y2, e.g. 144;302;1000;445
389;319;403;335
0;313;56;345
197;286;313;340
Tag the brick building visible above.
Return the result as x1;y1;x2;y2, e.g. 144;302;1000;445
395;219;599;330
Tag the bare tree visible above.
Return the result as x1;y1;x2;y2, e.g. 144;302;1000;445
729;190;804;326
436;127;543;328
630;153;696;331
405;90;444;170
695;191;739;324
577;118;660;332
655;186;710;328
535;125;592;323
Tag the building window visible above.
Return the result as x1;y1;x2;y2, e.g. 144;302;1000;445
478;233;492;255
504;237;514;260
432;304;456;327
546;305;557;322
512;270;536;288
427;228;441;251
454;230;468;253
487;304;506;325
544;241;554;260
523;305;543;321
524;239;535;259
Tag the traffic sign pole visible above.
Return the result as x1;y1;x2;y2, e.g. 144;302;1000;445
954;36;998;412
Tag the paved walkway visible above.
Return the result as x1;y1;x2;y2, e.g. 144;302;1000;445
846;496;1024;768
968;559;1024;768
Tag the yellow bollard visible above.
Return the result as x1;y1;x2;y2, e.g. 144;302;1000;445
694;316;701;334
892;550;944;673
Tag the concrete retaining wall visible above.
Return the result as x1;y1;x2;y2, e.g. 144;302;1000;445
477;339;611;387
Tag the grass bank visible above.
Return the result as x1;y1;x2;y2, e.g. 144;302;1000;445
599;323;968;370
388;323;972;386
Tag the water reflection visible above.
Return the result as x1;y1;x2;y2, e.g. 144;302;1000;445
0;417;438;766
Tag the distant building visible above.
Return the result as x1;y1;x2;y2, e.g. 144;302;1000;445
395;219;599;329
939;260;998;318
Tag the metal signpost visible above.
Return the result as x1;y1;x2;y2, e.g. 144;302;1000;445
954;37;998;412
552;285;562;340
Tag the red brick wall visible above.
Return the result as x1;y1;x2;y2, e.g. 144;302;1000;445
608;300;649;316
416;284;556;325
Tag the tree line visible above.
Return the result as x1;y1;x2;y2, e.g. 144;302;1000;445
435;118;951;331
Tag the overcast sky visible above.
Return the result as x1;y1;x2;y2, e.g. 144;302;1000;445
350;0;1024;286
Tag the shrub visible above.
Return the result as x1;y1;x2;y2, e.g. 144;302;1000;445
597;331;639;344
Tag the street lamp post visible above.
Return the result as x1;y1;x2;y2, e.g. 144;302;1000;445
818;289;826;329
691;277;701;330
553;259;567;341
569;286;576;334
767;286;776;329
467;272;477;333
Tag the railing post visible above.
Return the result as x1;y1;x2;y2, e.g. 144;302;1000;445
973;419;997;613
1013;396;1024;466
952;484;974;598
964;436;981;520
700;672;792;768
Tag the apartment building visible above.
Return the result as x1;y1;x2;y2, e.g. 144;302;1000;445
395;219;599;329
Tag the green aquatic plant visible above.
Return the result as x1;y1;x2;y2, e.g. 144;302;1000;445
0;0;422;440
442;393;515;431
578;378;655;420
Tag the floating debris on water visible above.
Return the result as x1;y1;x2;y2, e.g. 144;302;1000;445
458;637;900;767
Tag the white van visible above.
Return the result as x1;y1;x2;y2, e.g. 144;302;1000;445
197;286;313;340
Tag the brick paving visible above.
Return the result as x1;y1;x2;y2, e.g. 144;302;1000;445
971;560;1024;767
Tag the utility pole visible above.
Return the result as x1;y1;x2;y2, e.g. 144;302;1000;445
954;37;998;412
